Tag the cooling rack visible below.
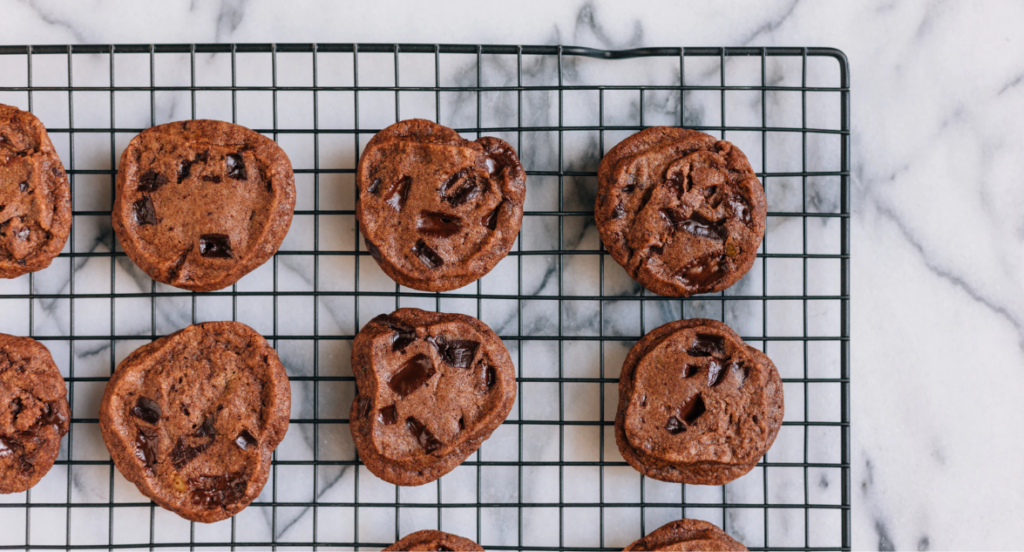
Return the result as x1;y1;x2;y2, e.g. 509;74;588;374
0;43;850;551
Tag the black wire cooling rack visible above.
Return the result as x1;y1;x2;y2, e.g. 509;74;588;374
0;44;850;551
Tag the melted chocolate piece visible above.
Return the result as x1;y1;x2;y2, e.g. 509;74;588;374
188;472;248;508
446;179;480;207
406;417;443;453
665;416;685;434
440;169;469;195
680;214;726;242
482;203;502;230
202;175;222;183
170;438;208;470
429;337;478;369
412;239;443;269
390;321;417;352
726;195;752;226
137;170;168;193
676;255;728;291
707;358;726;387
19;181;28;192
199;234;233;258
234;430;257;451
727;359;750;383
688;333;726;358
485;365;496;389
385;176;411;211
681;364;699;378
378;405;398;426
611;203;625;219
357;396;372;418
679;394;706;425
177;160;193;183
365;238;383;262
133;197;157;226
194;416;216;438
417;211;462;237
226;153;247;180
130;397;162;424
387;354;436;398
367;177;382;195
135;428;158;469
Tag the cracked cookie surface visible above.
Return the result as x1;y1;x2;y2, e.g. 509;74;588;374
383;530;485;551
0;334;70;494
596;127;765;296
350;308;516;486
615;318;783;485
112;120;295;292
623;519;748;551
99;322;290;522
0;104;71;279
357;119;526;292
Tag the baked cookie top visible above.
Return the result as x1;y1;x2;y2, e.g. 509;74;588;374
99;322;290;522
356;119;526;292
0;334;70;494
383;529;485;551
596;127;765;296
615;318;783;485
112;120;295;292
0;104;71;278
623;519;748;551
350;308;516;486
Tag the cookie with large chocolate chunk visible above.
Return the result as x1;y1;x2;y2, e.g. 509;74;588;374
350;308;516;486
596;127;766;296
112;120;295;292
615;319;783;485
0;334;70;494
624;519;747;551
384;530;485;551
99;322;290;522
357;119;526;292
0;104;71;278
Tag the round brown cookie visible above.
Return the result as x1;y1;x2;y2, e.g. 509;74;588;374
112;120;296;292
99;322;290;523
615;318;783;485
0;334;70;494
350;308;516;486
595;127;766;297
356;119;526;292
384;530;485;551
0;104;71;279
624;519;747;551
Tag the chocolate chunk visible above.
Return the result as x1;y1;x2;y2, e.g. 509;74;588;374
611;203;625;219
226;153;247;180
442;340;478;368
447;181;480;207
387;354;435;398
199;234;233;258
357;396;372;418
378;405;398;426
679;394;706;425
133;197;157;226
665;416;685;434
19;181;28;192
202;175;222;183
676;255;729;291
367;177;382;195
385;176;411;211
707;359;727;387
439;169;469;194
170;438;209;470
177;160;193;183
234;430;257;451
134;428;158;469
726;195;752;226
417;211;462;237
138;170;168;193
130;396;162;424
390;323;417;352
678;213;727;242
485;365;496;389
681;364;699;378
689;333;726;358
364;238;383;262
412;239;443;269
194;416;216;438
187;472;248;508
728;359;750;383
406;417;443;453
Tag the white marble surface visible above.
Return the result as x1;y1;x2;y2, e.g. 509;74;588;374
0;0;1021;550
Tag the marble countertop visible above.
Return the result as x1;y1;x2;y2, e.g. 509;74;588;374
1;0;1022;550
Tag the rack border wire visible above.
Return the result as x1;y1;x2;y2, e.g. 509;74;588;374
0;43;850;551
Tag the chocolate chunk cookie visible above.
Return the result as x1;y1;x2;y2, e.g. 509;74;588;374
596;127;766;296
615;319;783;485
112;120;296;292
0;334;70;494
384;530;485;551
350;308;516;486
624;519;747;551
99;322;290;522
356;119;526;292
0;104;71;279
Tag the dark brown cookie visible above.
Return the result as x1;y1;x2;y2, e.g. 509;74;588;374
99;322;290;523
596;127;766;297
615;319;783;485
0;104;71;279
350;308;516;486
356;119;526;292
383;529;485;551
0;334;70;494
112;120;296;292
624;519;747;551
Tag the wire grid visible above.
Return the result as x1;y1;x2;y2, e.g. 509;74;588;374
0;44;850;551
